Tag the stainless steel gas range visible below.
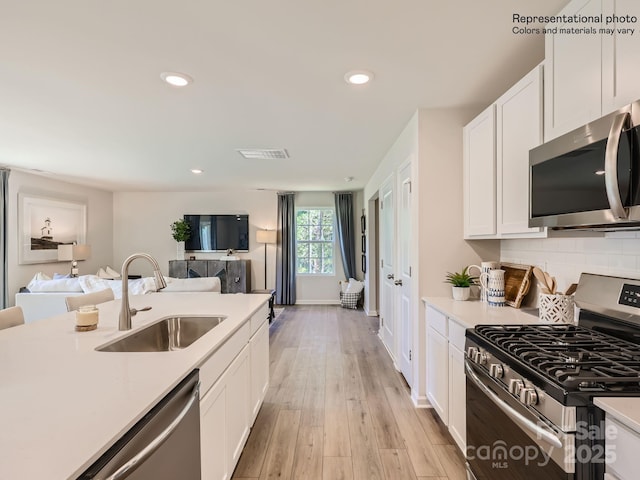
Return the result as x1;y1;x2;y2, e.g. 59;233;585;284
464;273;640;480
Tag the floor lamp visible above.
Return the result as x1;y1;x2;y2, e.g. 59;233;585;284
256;230;277;290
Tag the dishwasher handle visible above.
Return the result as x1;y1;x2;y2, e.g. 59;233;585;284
99;380;200;480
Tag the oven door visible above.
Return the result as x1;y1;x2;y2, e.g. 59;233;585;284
465;359;574;480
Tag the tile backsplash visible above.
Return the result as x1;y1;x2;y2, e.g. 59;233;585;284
500;232;640;297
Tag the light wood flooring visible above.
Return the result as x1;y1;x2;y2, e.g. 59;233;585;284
232;305;466;480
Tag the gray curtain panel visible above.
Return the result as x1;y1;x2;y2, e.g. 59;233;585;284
276;193;296;305
334;192;356;279
1;168;10;308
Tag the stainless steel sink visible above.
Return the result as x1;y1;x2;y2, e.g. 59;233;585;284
96;315;226;352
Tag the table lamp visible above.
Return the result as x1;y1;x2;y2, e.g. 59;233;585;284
58;244;91;277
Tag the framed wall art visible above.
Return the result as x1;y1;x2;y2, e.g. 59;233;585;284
18;193;87;264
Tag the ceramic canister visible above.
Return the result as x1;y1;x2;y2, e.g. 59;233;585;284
469;261;499;302
480;269;506;307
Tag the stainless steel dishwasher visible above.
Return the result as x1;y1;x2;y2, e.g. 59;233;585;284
78;369;201;480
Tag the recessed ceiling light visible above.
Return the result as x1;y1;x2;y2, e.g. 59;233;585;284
160;72;193;87
344;70;374;85
344;176;354;183
191;169;203;174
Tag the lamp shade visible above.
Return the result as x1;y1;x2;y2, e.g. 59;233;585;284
58;244;91;261
256;230;277;244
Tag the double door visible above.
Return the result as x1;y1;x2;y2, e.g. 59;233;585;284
379;159;413;386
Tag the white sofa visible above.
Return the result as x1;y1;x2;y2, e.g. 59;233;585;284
16;275;222;323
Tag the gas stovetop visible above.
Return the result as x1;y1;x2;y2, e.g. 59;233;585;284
473;324;640;392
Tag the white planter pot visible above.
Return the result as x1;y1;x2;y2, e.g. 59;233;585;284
452;286;471;301
176;241;185;260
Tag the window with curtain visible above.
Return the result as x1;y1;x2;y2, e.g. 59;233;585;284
295;208;334;275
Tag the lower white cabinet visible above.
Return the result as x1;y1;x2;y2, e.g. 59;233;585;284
201;345;250;480
604;417;640;480
201;374;229;480
200;302;269;480
250;319;269;423
427;325;449;423
425;303;467;453
447;321;467;452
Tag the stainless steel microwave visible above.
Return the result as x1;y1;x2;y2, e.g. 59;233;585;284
529;100;640;230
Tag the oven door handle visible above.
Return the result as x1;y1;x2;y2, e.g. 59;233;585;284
465;359;562;449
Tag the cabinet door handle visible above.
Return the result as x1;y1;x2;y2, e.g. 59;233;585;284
394;280;403;286
387;274;395;280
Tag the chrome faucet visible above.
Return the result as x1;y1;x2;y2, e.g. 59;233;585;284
119;253;167;330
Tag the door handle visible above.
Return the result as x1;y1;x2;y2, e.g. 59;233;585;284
387;274;395;280
394;280;403;286
605;110;631;220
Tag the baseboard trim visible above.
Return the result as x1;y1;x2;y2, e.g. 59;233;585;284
411;392;430;408
364;307;378;317
294;300;341;305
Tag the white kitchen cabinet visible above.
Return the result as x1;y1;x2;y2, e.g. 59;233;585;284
200;344;251;480
496;64;545;237
199;303;269;480
447;320;467;452
426;303;469;454
544;0;604;141
604;417;640;480
426;306;449;424
463;104;497;238
201;376;229;480
226;345;251;470
602;0;640;113
250;319;269;423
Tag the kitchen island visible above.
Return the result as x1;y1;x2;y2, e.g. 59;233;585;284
0;292;269;480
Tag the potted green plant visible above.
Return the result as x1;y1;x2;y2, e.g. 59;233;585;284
170;219;191;260
444;266;477;301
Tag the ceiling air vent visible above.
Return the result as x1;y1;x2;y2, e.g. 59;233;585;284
236;149;289;160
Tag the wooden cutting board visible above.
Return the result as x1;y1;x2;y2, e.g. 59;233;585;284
500;262;533;308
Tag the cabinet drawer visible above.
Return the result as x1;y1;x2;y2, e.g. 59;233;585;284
448;319;467;351
199;321;250;397
426;305;447;337
250;303;269;336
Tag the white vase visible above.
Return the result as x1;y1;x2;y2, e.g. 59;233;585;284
176;241;185;260
452;286;470;301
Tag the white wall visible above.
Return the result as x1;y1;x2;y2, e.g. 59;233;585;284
112;189;363;303
113;190;277;290
363;107;500;407
501;232;640;300
7;170;113;304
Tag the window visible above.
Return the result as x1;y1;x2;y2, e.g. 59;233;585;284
296;208;335;275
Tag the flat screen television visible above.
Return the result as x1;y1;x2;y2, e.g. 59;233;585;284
183;214;249;252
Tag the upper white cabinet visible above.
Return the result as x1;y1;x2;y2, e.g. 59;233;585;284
545;0;640;141
496;64;545;237
544;0;604;141
463;105;496;238
602;0;640;113
464;65;545;239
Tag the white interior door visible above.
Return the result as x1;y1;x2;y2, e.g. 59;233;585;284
379;177;395;360
397;161;412;385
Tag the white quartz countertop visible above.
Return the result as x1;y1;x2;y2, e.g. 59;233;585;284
423;296;549;329
0;292;269;480
595;397;640;434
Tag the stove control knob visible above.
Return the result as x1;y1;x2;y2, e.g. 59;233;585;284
466;346;478;360
489;363;504;378
473;351;487;365
519;387;539;406
509;379;524;396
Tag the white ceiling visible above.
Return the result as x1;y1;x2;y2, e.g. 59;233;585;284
0;0;569;192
